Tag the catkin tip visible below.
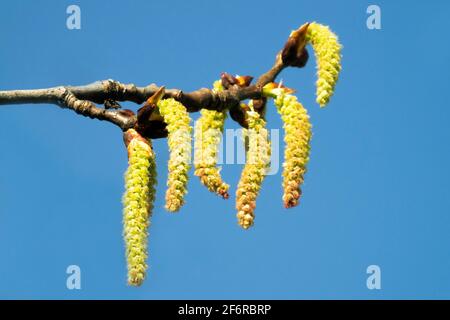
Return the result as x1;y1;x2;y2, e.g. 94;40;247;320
128;271;145;286
220;191;230;199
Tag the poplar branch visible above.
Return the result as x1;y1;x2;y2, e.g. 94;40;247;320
0;23;310;137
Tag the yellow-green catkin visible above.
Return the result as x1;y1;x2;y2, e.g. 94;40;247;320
274;93;312;208
236;106;271;229
194;80;229;198
306;22;342;107
157;98;192;212
122;129;157;286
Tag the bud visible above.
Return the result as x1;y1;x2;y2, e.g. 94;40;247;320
281;22;310;68
220;73;253;89
262;82;295;98
220;72;237;88
136;87;166;137
235;75;253;87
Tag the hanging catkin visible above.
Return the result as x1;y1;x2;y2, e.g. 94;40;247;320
275;93;312;208
235;104;271;229
194;80;229;198
122;128;157;286
157;98;192;212
306;22;342;107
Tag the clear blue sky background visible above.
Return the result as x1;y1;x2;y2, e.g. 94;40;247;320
1;0;449;299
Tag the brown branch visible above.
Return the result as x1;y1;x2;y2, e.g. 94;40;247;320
0;23;310;137
0;80;264;130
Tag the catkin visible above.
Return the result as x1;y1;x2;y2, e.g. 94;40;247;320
194;80;229;198
274;93;312;208
236;106;271;229
306;22;342;107
122;129;157;286
157;98;192;212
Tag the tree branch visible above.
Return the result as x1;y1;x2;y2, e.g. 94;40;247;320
0;23;310;137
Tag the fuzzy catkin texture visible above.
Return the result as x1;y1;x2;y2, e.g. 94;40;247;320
236;109;271;229
275;93;312;208
122;129;157;286
194;80;229;198
157;98;192;212
306;22;342;107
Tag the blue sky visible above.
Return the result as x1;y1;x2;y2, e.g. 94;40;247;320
1;0;450;299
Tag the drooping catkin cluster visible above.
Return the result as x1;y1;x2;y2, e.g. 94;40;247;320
122;128;157;286
273;92;312;208
194;80;229;198
306;22;342;107
236;105;271;229
157;98;192;212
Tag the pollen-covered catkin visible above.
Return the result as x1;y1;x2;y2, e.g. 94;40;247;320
274;93;312;208
122;129;157;286
306;22;342;107
194;80;229;198
236;107;271;229
157;98;192;212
